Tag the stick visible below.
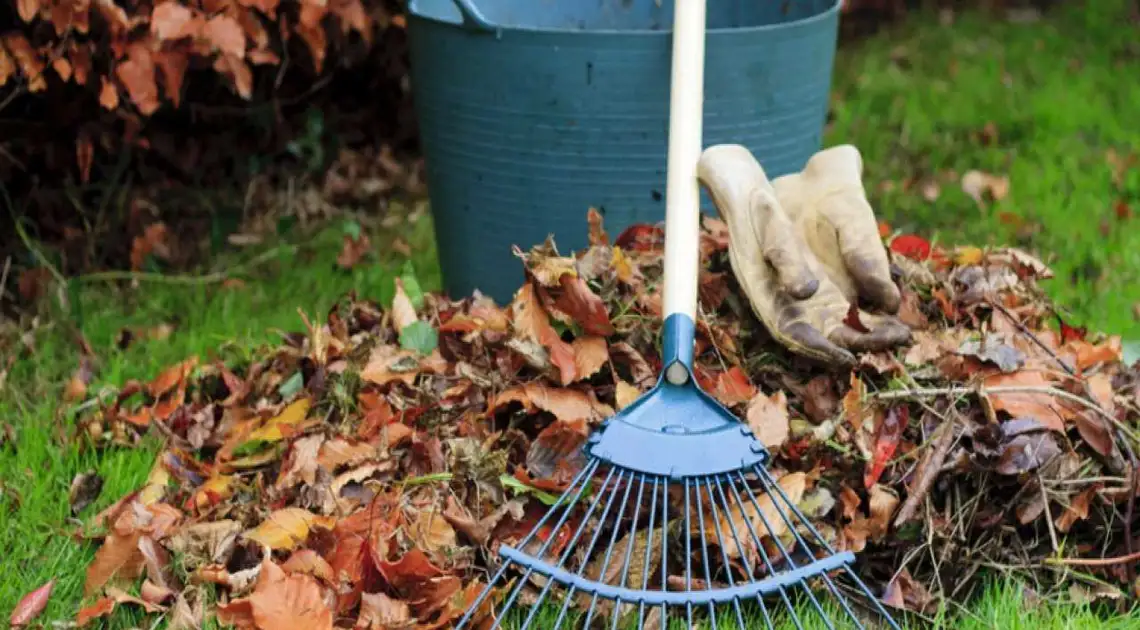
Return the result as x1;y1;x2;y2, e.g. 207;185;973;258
1046;549;1140;567
73;245;296;285
894;418;957;528
873;385;1140;446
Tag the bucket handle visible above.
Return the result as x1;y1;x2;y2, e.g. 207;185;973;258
408;0;497;32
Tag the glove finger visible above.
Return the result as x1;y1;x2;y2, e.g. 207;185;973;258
835;210;902;314
752;188;819;300
829;314;912;353
782;321;857;367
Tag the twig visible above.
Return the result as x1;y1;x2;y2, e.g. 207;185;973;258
1046;549;1140;567
1038;473;1060;553
0;255;11;300
873;385;1140;446
894;418;957;528
72;245;295;285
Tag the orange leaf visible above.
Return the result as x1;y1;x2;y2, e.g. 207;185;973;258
205;14;246;58
98;76;119;109
52;56;72;81
296;22;327;73
0;45;15;87
510;283;577;385
571;336;608;381
148;357;197;398
281;549;335;584
213;53;252;100
85;530;144;595
3;34;46;92
586;207;609;246
17;0;39;22
151;2;202;40
983;370;1068;432
9;579;53;628
153;50;188;107
115;46;161;115
492;383;612;423
711;366;756;407
76;597;115;627
239;0;280;18
248;560;334;630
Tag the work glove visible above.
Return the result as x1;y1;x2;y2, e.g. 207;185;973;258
696;144;911;367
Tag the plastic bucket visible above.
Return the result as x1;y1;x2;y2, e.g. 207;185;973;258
407;0;842;304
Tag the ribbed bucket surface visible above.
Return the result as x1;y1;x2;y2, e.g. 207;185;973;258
408;0;841;304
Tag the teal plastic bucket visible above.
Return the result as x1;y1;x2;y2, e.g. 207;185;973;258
407;0;842;305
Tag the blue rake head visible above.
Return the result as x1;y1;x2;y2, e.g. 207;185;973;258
454;315;904;630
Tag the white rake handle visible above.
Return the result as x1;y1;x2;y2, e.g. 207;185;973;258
662;0;707;325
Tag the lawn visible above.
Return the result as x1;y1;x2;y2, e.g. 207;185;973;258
2;1;1140;628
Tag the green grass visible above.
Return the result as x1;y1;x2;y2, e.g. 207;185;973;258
828;0;1140;339
4;1;1140;628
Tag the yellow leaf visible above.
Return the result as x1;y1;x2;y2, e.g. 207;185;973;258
615;380;641;410
954;246;984;266
138;458;171;505
243;508;335;551
190;475;236;511
246;398;311;443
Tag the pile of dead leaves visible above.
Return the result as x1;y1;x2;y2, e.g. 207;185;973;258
36;210;1140;627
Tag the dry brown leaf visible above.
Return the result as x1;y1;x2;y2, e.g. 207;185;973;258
983;369;1068;432
510;283;577;384
700;472;807;561
214;53;252;100
76;597;115;627
392;278;418;331
281;549;335;584
494;383;613;423
154;50;189;107
409;507;458;560
746;390;790;449
1055;486;1098;533
0;45;16;87
16;0;39;22
296;22;327;73
98;76;119;109
571;336;608;380
248;559;334;630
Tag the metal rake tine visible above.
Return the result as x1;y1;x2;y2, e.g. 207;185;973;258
659;477;670;628
722;474;809;630
701;475;747;630
549;468;631;629
684;479;695;628
636;475;659;630
492;464;618;630
692;477;718;626
750;466;883;629
455;460;601;630
610;473;647;630
581;467;638;628
711;476;778;630
733;470;836;629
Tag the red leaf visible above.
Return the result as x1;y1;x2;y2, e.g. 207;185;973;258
865;406;907;489
9;579;54;627
613;224;664;252
1057;316;1087;343
76;597;115;627
554;275;614;336
1115;199;1133;221
843;304;870;333
889;234;932;261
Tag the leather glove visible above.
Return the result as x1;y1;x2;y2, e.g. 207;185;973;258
697;144;911;367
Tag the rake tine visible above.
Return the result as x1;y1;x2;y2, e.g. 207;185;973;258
549;468;630;628
711;476;777;630
581;467;637;628
750;466;891;629
456;460;601;630
636;475;660;630
692;477;718;626
722;474;807;630
660;477;670;628
735;470;836;629
684;479;695;628
610;473;647;630
495;464;618;630
702;475;747;629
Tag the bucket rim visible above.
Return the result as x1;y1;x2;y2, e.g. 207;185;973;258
407;0;841;37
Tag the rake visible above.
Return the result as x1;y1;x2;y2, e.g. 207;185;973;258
454;1;905;628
